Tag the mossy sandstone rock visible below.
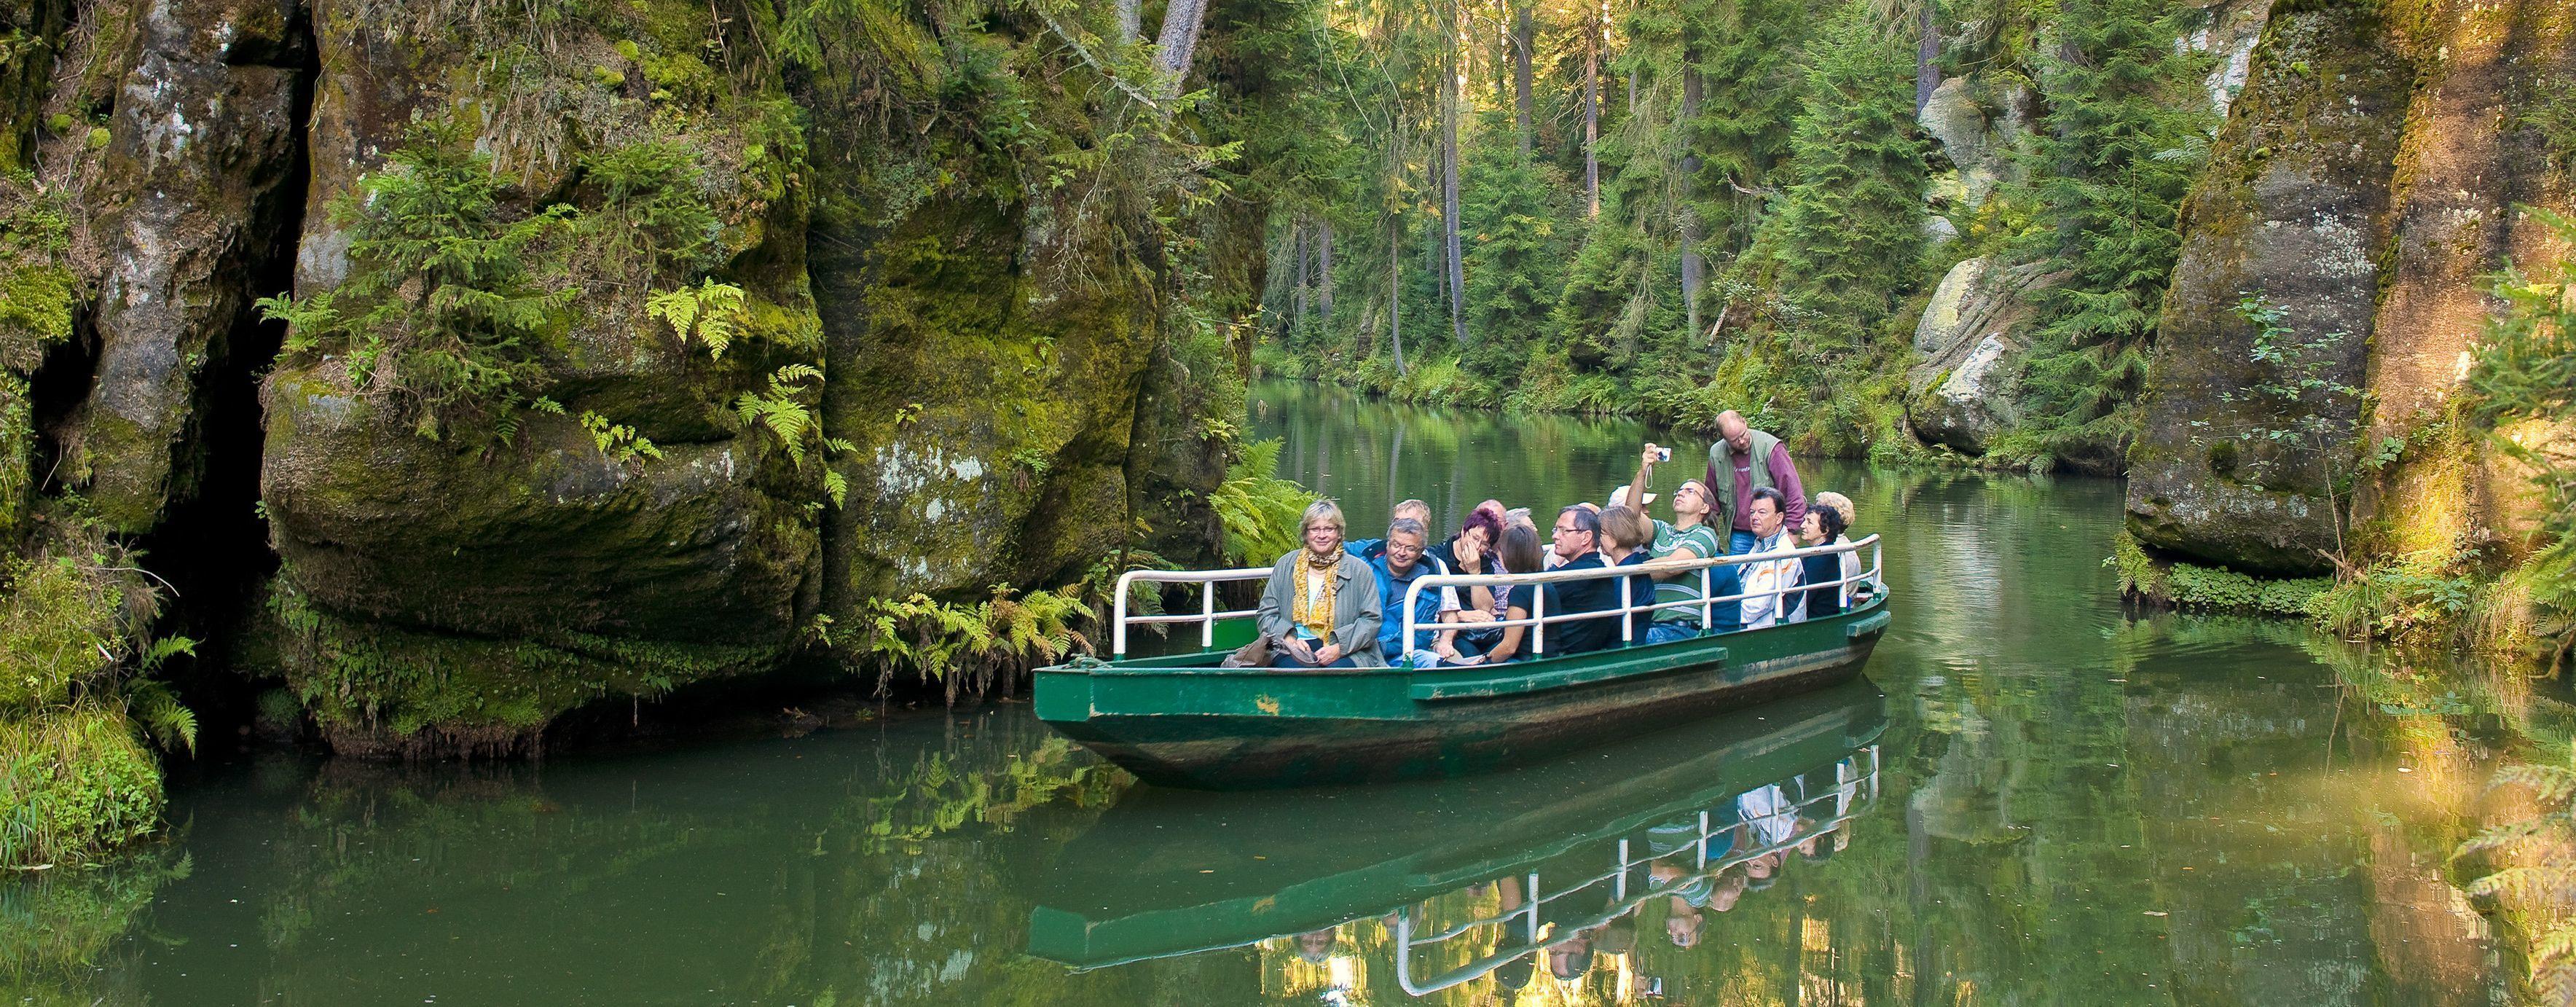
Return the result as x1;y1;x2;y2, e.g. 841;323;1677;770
2125;4;2414;575
71;0;307;532
2347;0;2576;565
259;0;824;747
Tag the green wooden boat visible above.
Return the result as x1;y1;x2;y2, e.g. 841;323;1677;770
1024;681;1888;980
1034;544;1890;788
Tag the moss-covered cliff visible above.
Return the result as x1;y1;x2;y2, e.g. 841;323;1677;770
2127;0;2576;658
0;0;1268;863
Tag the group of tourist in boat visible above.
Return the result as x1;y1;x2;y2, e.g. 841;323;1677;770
1254;410;1878;670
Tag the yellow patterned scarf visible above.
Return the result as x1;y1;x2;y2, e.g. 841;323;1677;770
1291;550;1339;639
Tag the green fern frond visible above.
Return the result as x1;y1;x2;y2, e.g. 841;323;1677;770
124;679;198;756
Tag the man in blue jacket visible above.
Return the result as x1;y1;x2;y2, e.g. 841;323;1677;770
1356;517;1451;667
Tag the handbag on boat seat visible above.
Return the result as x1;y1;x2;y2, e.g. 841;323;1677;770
1219;635;1273;668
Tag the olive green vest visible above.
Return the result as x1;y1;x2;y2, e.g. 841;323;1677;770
1707;427;1783;529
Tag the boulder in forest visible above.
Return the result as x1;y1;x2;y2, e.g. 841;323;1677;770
2124;4;2413;574
1905;256;2056;455
2188;0;2273;117
1917;77;2027;210
68;0;307;532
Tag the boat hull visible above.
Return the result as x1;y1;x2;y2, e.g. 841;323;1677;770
1035;595;1889;788
1026;680;1889;969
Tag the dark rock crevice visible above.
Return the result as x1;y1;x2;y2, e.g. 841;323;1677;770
137;1;318;737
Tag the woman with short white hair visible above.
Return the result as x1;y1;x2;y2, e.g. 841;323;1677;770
1256;500;1385;667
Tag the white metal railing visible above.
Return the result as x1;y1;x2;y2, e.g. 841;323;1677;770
1391;745;1883;995
1110;566;1273;656
1107;533;1885;661
1397;533;1882;661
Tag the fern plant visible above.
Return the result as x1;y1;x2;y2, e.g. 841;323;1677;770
849;584;1093;702
578;411;664;464
1208;439;1311;565
646;279;749;359
254;119;576;441
736;363;857;506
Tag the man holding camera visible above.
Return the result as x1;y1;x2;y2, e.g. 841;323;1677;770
1621;442;1738;639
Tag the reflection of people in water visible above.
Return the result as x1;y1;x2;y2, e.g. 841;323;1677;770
1649;859;1756;947
1295;928;1338;964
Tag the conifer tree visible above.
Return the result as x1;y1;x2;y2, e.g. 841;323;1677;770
1754;5;1927;360
1463;119;1563;349
2006;0;2213;464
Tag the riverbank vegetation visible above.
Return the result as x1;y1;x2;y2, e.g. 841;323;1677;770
2317;213;2576;671
0;512;195;869
1252;0;2213;466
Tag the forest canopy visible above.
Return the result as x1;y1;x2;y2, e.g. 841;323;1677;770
1254;0;2222;471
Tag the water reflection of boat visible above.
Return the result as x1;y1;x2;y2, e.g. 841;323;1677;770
1024;681;1887;993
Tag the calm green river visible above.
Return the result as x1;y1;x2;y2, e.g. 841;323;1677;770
8;380;2561;1006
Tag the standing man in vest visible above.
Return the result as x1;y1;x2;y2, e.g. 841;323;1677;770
1705;410;1807;555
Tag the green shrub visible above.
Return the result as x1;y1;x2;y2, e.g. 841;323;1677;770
2108;531;2329;618
2465;207;2576;669
0;708;163;869
256;120;576;442
1209;439;1311;566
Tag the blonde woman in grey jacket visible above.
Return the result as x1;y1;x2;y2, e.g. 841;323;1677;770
1257;501;1386;667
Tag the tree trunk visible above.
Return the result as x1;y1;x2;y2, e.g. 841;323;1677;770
1916;0;1941;117
1679;26;1705;342
1318;219;1335;326
1585;8;1601;217
1513;6;1534;157
1389;216;1407;375
1442;1;1468;344
1153;0;1210;96
1117;0;1140;43
1289;219;1311;337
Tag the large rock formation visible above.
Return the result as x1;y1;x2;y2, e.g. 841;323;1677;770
247;0;827;749
2129;0;2576;577
69;0;307;532
2347;0;2576;564
0;2;1254;756
2124;3;2414;573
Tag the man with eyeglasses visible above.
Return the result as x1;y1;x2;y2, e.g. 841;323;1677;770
1532;505;1621;657
1622;443;1741;639
1359;517;1457;667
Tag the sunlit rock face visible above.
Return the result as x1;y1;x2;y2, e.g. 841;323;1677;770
2131;0;2576;576
2125;5;2412;574
2346;0;2576;567
1905;257;2059;457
